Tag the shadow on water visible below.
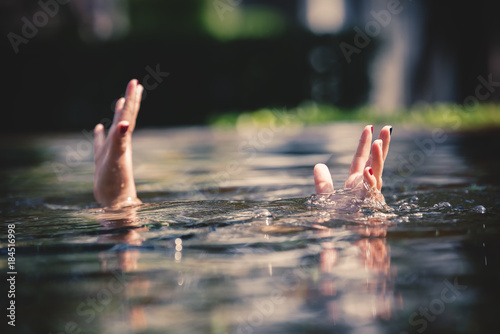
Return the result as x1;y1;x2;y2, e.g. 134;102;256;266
1;124;499;334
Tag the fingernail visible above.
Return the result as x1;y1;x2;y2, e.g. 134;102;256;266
371;126;373;134
389;127;393;136
120;124;129;135
369;168;373;176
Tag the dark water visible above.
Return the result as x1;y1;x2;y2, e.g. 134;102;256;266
1;124;499;334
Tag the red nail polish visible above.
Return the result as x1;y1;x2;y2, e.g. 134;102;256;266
120;124;129;134
371;126;373;134
369;168;373;176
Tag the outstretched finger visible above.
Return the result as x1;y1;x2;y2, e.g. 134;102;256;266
112;81;132;127
130;84;144;131
135;84;143;113
111;121;130;153
120;79;139;127
377;125;392;161
349;125;373;176
371;139;384;190
314;163;334;194
94;124;105;161
111;97;126;132
115;97;125;113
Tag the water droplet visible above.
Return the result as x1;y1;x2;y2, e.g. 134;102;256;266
396;216;410;223
399;203;411;211
253;209;273;219
471;205;486;214
433;202;452;209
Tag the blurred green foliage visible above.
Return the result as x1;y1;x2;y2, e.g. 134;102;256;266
202;1;286;41
128;0;286;40
128;0;204;37
210;103;500;131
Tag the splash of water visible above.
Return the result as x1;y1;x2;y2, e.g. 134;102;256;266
306;186;389;213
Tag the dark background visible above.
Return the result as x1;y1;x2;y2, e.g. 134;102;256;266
1;0;499;132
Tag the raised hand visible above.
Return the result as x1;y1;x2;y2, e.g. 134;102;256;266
314;125;392;198
94;79;144;208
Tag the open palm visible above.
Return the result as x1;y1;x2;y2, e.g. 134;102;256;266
314;125;392;196
93;79;144;208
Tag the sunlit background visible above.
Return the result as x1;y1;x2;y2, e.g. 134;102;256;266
2;0;500;130
2;2;500;334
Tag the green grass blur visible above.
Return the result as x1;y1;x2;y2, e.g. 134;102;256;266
210;103;500;131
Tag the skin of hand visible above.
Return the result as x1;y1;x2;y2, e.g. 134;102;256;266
93;79;144;208
313;125;392;199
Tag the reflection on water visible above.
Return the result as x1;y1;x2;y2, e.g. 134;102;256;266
1;123;499;334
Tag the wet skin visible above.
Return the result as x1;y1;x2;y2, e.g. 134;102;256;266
314;125;392;202
93;79;391;207
93;79;144;208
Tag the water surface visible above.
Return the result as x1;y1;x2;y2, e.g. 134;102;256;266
1;124;499;334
